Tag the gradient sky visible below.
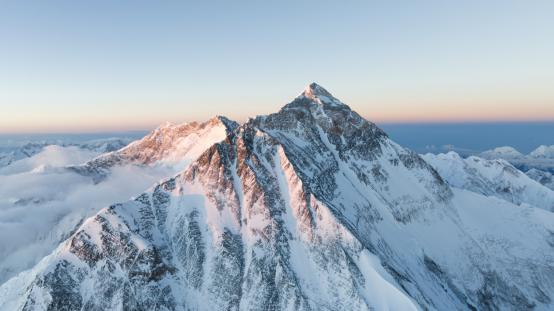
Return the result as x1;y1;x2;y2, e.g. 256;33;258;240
1;0;554;133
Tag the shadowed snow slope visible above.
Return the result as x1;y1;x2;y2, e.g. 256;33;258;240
2;84;554;310
527;169;554;191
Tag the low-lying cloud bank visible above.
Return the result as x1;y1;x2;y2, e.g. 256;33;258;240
0;146;175;284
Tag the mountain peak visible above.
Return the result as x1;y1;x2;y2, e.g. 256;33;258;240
530;145;554;159
302;82;332;98
209;115;239;131
299;82;344;107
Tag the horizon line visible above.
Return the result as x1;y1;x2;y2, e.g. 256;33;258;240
2;119;554;135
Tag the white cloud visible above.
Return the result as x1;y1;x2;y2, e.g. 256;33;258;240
0;146;175;284
0;145;99;175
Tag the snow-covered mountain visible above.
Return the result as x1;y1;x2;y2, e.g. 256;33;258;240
0;118;236;287
526;168;554;191
0;143;47;168
0;138;130;169
480;146;525;160
480;146;554;173
530;145;554;159
423;151;554;211
69;116;238;183
3;84;554;310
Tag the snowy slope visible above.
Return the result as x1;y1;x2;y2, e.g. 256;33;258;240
526;169;554;191
0;118;236;286
69;116;238;182
423;151;554;211
2;84;554;310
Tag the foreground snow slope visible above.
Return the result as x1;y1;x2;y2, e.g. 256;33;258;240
2;84;554;310
423;151;554;211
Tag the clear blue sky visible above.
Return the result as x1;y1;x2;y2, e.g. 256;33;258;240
1;0;553;132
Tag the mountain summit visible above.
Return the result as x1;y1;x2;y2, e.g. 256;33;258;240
2;85;554;310
297;82;346;107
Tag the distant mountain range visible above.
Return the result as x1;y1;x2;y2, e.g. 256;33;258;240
0;138;131;169
423;151;554;210
479;145;554;174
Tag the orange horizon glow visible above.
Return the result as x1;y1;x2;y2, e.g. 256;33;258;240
1;100;553;134
2;84;554;134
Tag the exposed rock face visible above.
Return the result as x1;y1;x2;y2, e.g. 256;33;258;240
3;84;554;310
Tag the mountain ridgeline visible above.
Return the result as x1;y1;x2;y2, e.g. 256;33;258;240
2;84;554;311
